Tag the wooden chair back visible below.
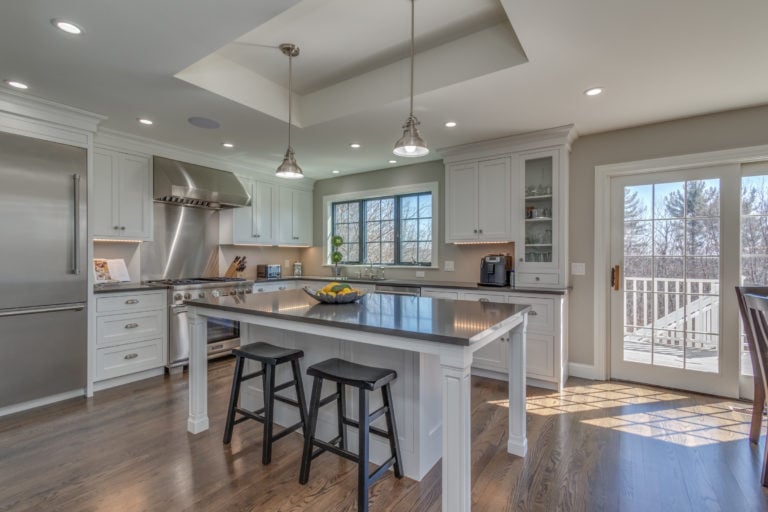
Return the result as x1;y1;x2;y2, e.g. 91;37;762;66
744;292;768;486
736;286;768;444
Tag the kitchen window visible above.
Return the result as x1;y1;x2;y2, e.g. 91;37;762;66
326;183;438;267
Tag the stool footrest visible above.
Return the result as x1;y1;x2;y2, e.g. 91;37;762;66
369;456;397;484
318;392;339;408
234;407;265;423
312;439;359;464
271;421;304;442
240;369;265;382
342;417;392;440
274;380;297;393
274;395;300;407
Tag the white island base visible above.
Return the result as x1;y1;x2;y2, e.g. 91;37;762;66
239;324;442;480
185;291;528;512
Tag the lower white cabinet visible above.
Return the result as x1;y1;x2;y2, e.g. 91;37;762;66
94;290;167;387
422;286;568;390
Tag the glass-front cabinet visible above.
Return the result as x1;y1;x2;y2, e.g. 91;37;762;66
515;148;564;286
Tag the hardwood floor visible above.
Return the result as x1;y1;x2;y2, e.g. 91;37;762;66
1;359;767;511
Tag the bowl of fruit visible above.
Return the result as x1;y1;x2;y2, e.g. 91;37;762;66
303;282;365;304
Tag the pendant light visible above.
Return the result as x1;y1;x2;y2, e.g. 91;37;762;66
276;43;304;179
393;0;428;158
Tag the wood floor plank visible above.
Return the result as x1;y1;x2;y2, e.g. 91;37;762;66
1;359;768;511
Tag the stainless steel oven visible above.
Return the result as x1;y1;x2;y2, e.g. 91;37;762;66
149;278;253;371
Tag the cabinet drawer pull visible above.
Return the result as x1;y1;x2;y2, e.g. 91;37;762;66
528;310;538;316
124;353;138;360
478;298;489;302
125;299;140;305
257;288;265;292
124;323;139;329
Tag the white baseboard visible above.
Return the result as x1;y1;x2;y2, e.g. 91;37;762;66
93;367;165;392
0;388;85;418
471;367;560;391
568;362;605;381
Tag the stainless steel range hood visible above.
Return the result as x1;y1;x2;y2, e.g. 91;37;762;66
153;156;251;209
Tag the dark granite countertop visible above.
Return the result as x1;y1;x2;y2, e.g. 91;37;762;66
185;288;530;346
94;283;169;294
253;276;569;295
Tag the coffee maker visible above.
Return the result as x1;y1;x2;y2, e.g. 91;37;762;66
479;254;511;286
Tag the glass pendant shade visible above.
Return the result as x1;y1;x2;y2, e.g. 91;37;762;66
275;146;303;179
393;115;429;157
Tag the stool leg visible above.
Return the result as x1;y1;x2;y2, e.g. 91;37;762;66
299;376;323;485
291;359;309;436
358;389;370;512
382;384;404;478
223;355;245;445
336;382;347;450
262;363;276;465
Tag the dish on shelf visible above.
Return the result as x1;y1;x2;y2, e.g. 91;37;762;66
303;285;365;304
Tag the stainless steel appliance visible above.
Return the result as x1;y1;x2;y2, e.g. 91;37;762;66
0;130;87;409
374;284;421;296
479;254;511;287
257;264;282;279
152;156;250;209
148;278;253;370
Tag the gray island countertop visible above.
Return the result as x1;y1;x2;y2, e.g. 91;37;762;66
185;288;530;346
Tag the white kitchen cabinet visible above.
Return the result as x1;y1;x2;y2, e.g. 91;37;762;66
420;288;459;300
421;286;568;390
221;178;312;246
94;290;167;389
278;187;313;245
442;125;575;289
445;157;513;243
459;291;509;374
253;281;295;293
92;149;152;240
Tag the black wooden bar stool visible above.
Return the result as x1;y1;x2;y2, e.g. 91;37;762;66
223;342;308;465
299;357;403;512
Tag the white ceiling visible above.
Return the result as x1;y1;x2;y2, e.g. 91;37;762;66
1;0;767;179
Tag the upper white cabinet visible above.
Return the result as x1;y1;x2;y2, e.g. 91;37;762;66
278;187;313;246
445;157;512;243
442;125;576;288
221;177;312;246
92;148;153;241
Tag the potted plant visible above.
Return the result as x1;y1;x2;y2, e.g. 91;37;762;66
331;235;344;277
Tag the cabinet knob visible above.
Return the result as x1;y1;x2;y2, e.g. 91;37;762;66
478;229;483;234
120;226;126;230
529;310;538;316
519;258;524;262
114;226;119;230
473;229;478;234
535;276;540;281
255;234;261;238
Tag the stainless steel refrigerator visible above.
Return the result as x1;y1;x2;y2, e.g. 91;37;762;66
0;130;87;409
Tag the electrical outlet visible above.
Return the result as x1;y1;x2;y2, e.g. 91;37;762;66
415;271;425;278
571;262;586;275
444;260;455;272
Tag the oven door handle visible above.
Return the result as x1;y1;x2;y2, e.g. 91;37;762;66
171;305;189;315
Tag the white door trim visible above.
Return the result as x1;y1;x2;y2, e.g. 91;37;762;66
592;143;768;382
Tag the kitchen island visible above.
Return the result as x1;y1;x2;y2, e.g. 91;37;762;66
185;289;529;512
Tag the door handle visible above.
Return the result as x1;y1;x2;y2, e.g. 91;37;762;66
610;265;620;291
72;174;81;275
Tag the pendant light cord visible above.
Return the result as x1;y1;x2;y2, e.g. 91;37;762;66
288;52;293;150
409;0;415;117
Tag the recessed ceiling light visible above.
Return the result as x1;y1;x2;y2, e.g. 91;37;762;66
51;19;83;35
331;170;340;174
137;118;153;126
4;80;28;90
389;160;397;164
444;121;457;128
221;142;234;148
349;143;361;149
584;87;604;96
